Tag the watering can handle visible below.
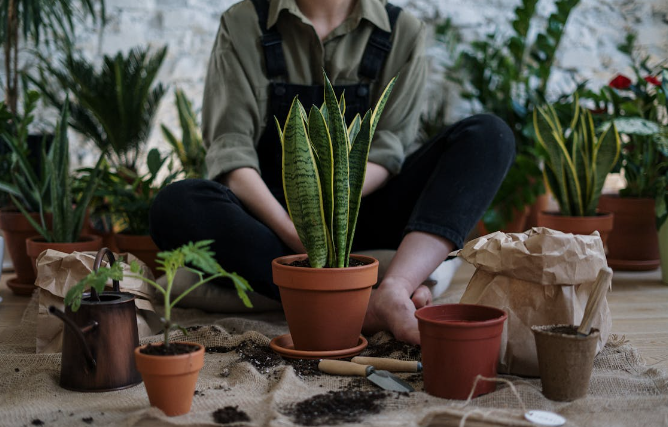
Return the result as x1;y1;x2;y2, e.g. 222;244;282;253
48;306;98;370
90;248;120;301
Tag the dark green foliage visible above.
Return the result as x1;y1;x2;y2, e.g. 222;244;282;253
30;46;168;171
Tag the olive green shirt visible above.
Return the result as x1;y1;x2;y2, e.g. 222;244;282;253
202;0;427;181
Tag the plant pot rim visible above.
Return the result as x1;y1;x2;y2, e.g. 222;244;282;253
135;341;204;359
415;303;508;328
26;234;102;245
531;324;600;339
272;253;379;271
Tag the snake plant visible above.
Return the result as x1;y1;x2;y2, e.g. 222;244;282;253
534;99;621;217
277;73;396;268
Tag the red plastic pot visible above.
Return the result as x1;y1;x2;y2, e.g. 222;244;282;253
415;304;507;400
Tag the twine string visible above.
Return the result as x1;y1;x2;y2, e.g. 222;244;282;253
457;375;529;427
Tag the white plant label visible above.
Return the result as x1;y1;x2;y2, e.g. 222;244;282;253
524;410;566;426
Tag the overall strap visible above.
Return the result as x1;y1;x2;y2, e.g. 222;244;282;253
250;0;287;78
358;3;402;81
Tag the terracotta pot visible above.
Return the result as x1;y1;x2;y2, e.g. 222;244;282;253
598;195;659;271
532;325;600;401
536;211;614;246
26;235;103;276
114;233;160;277
0;209;52;296
526;193;551;229
272;254;378;352
659;222;668;285
415;304;507;400
134;342;205;416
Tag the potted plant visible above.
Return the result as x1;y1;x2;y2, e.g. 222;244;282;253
534;98;621;243
0;0;105;115
592;37;668;270
0;92;63;294
443;0;581;232
65;240;253;416
19;99;105;270
271;73;394;353
161;88;207;179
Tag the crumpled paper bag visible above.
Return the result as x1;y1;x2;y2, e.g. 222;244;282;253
35;249;161;354
455;227;612;377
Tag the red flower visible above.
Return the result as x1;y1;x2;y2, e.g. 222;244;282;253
609;74;632;89
644;75;661;86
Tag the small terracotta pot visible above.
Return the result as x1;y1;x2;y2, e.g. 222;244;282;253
532;324;600;401
272;254;378;352
26;234;103;276
114;233;160;277
536;211;614;246
0;209;52;295
134;342;205;416
415;304;507;400
598;195;659;271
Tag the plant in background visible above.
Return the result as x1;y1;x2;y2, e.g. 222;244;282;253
0;101;13;206
0;96;104;242
0;0;105;114
161;89;207;179
30;46;167;171
65;240;253;347
277;72;395;268
442;0;581;230
534;99;621;216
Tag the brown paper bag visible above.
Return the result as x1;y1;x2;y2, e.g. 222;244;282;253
455;227;612;377
35;249;161;354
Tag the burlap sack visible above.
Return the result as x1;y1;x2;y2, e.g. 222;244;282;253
35;249;161;353
456;227;612;377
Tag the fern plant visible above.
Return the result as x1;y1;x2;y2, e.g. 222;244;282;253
161;89;207;179
30;46;167;171
65;240;253;347
534;100;621;216
277;72;395;268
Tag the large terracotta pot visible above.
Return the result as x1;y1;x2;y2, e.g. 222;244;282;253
272;254;378;352
26;235;103;276
536;211;614;246
114;233;160;277
0;209;52;296
134;342;204;416
415;304;507;400
598;195;659;271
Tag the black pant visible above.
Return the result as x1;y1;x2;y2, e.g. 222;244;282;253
149;114;515;299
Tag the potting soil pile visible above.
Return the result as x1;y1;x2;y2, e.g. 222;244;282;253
1;294;667;427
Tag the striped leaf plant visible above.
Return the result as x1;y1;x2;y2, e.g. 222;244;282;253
534;98;621;217
276;73;396;268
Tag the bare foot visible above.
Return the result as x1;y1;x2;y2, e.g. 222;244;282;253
363;279;428;345
411;285;432;309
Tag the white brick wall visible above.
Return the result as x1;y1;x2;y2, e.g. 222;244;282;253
3;0;667;166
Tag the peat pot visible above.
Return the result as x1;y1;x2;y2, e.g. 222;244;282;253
532;324;600;401
48;249;141;391
537;211;613;246
272;254;378;352
415;304;507;400
134;342;205;416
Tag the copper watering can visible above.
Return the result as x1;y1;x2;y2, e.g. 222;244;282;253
49;248;142;392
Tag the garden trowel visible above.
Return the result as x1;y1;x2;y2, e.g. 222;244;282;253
318;359;415;392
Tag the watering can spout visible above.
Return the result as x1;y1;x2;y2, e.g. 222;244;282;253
48;306;98;369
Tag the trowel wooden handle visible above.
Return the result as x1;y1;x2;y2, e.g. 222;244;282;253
351;357;422;372
577;267;613;336
318;360;369;377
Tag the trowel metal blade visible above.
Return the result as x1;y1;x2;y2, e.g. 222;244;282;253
366;367;415;392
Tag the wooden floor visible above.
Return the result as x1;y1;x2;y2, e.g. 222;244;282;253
1;261;667;371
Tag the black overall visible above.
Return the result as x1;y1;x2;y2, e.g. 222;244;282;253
252;0;402;204
149;0;516;300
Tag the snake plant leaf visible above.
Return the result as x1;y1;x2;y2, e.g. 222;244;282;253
323;73;350;267
308;105;335;265
346;111;373;262
347;114;361;150
370;76;397;137
274;117;283;144
282;97;328;268
586;115;620;214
